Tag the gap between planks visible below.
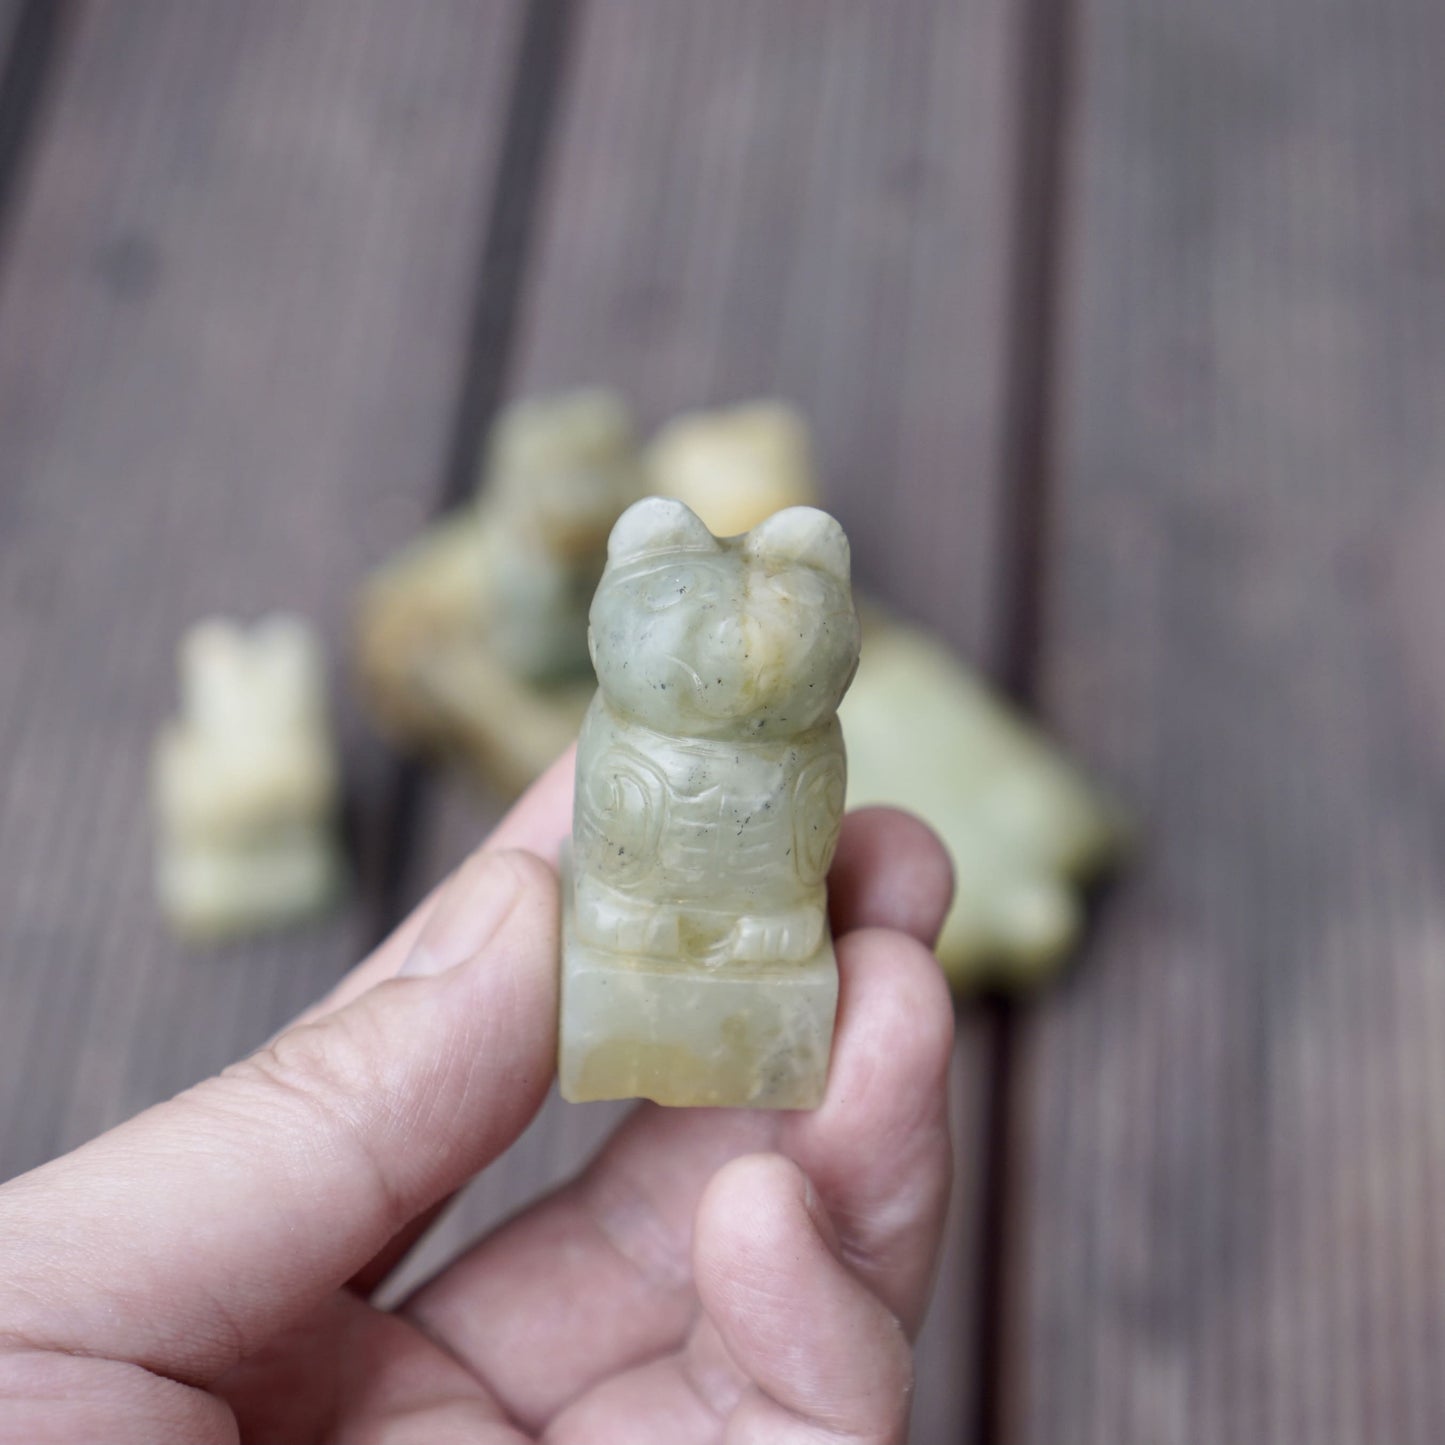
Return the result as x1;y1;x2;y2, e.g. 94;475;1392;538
365;0;577;945
0;0;72;269
974;0;1080;1440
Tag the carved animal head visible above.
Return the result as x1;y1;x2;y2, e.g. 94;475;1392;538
483;390;640;561
589;498;860;738
178;615;325;745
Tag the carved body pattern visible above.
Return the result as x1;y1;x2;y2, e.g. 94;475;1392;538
573;699;847;966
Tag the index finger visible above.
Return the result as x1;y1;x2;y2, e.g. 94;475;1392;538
297;745;577;1027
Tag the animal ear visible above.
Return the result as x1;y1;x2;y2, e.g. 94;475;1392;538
608;496;718;564
744;506;850;583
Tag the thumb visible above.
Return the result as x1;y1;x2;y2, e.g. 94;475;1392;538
0;849;558;1388
694;1154;916;1444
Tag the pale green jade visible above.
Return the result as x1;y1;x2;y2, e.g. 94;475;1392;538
152;615;345;940
843;617;1126;987
476;389;643;683
560;498;861;1109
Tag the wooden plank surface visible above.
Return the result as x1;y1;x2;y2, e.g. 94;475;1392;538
389;3;1019;1438
1012;0;1445;1440
0;0;521;1174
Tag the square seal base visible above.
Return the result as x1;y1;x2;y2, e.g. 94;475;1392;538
559;874;838;1110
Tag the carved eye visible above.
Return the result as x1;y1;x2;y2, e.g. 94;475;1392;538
644;566;693;606
642;567;704;610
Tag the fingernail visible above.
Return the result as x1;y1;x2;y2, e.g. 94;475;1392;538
399;850;531;977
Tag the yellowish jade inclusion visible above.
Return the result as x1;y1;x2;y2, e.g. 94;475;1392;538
560;499;861;1109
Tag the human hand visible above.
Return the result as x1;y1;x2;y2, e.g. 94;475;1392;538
0;749;956;1443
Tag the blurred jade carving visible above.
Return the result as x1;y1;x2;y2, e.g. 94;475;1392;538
560;498;861;1109
843;617;1125;984
152;616;345;940
476;389;643;682
643;399;819;537
356;389;640;794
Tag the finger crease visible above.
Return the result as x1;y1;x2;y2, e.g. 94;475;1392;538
578;1173;693;1294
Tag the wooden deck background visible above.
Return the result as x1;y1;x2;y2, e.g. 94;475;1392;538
1;1;1443;1440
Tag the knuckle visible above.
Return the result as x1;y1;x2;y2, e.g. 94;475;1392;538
236;1010;379;1116
210;1010;411;1227
465;845;556;903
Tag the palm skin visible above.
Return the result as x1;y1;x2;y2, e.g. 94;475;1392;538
0;749;956;1444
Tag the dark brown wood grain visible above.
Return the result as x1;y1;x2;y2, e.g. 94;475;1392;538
0;0;25;62
0;0;69;270
390;3;1022;1438
1010;0;1445;1440
0;0;523;1173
